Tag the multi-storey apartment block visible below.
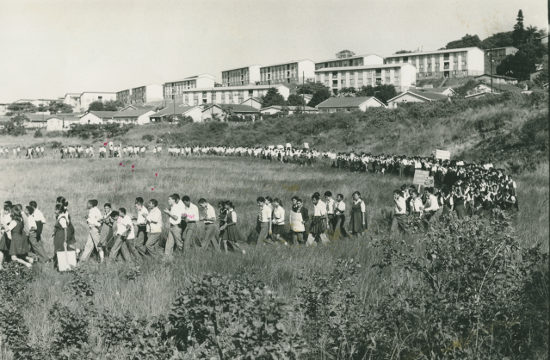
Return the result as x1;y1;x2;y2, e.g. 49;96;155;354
116;85;163;106
163;74;216;99
484;46;518;75
221;66;261;87
131;84;163;104
181;84;289;106
314;54;384;70
315;63;417;94
116;89;131;105
259;60;315;85
384;47;485;79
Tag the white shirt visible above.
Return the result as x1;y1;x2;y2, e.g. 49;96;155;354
168;201;183;225
183;203;200;222
87;207;102;228
33;208;46;223
147;207;162;233
326;198;335;215
258;204;271;223
335;200;346;215
117;215;135;239
272;206;285;225
313;201;327;216
136;206;149;225
411;198;424;213
203;204;217;224
424;194;440;212
27;214;37;231
394;196;407;215
289;209;305;232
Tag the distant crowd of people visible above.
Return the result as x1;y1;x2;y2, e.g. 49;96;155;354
0;146;45;159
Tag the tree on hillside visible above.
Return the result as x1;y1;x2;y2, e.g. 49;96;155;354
395;50;413;54
88;101;105;111
336;50;355;59
287;94;305;106
512;9;525;46
497;51;536;80
445;34;482;49
49;101;73;114
297;82;331;107
337;87;357;97
533;54;548;86
2;114;27;135
103;100;124;111
7;102;36;114
356;85;396;104
261;88;286;107
480;32;514;49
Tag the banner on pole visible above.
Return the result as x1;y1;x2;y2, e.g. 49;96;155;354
413;170;433;186
435;149;451;160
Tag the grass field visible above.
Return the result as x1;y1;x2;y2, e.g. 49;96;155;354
0;154;548;358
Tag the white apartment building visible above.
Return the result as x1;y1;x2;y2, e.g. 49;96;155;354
117;84;164;105
78;92;117;112
384;47;485;79
181;84;290;106
259;60;315;85
63;93;81;110
315;63;417;94
314;54;384;70
163;74;216;99
221;66;261;87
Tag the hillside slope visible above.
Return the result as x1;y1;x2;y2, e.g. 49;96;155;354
120;91;548;172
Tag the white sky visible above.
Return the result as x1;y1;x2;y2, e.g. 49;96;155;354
0;0;547;102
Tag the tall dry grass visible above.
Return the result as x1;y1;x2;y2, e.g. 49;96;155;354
0;155;547;356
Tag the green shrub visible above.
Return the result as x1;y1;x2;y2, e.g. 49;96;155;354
142;134;155;142
33;129;43;137
168;273;306;359
368;212;549;359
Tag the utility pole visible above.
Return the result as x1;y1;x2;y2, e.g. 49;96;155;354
302;71;305;113
172;87;176;123
489;51;493;94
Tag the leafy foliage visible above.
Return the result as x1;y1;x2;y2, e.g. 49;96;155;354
261;87;286;107
446;34;482;49
168;273;306;359
369;212;549;359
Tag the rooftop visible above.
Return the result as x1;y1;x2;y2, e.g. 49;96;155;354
316;96;383;108
315;53;383;64
164;74;216;84
386;47;483;58
219;104;260;113
388;90;449;102
315;63;415;72
221;65;261;73
182;84;289;92
260;59;314;68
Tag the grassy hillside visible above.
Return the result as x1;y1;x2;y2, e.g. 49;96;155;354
0;155;547;359
119;91;548;172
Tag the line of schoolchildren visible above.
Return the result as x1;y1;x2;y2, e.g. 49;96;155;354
0;146;45;159
253;191;368;246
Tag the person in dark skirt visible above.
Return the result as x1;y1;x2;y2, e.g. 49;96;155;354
6;206;33;268
0;201;14;269
308;194;329;244
220;202;245;253
349;191;366;236
53;203;77;269
271;198;286;245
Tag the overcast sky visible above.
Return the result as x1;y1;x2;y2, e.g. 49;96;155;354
0;0;547;102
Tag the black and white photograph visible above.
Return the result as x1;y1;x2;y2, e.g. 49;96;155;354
0;0;548;358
